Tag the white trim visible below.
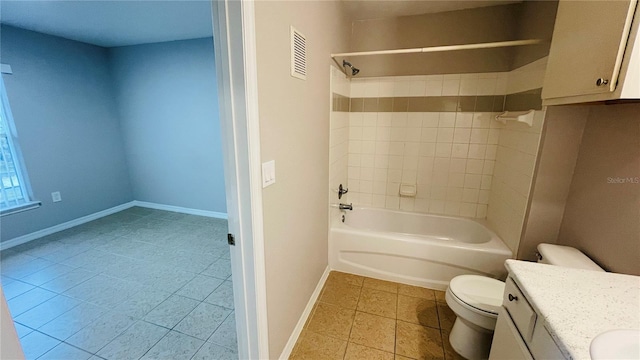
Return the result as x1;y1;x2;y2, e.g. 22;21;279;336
240;1;271;357
132;201;227;219
0;201;136;251
331;39;544;58
211;0;269;358
279;266;330;360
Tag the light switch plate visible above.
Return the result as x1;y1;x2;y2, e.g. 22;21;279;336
262;160;276;188
51;191;62;202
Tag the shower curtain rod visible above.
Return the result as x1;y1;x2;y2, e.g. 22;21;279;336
331;39;544;58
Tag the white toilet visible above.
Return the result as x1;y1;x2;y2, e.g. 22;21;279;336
445;243;604;360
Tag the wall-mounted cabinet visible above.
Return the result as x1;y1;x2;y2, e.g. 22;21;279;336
542;0;640;105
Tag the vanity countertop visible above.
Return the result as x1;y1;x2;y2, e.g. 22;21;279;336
505;259;640;360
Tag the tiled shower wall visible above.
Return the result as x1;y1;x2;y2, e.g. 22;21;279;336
329;66;350;216
330;57;546;253
344;72;514;218
487;110;544;251
486;59;546;253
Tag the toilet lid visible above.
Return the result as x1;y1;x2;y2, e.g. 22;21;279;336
449;275;505;315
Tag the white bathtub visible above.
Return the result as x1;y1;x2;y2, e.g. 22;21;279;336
329;207;513;290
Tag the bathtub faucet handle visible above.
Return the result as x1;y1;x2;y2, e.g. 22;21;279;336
338;184;349;199
339;203;353;211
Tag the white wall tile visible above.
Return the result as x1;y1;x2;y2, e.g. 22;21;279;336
459;77;478;95
393;80;412;97
439;113;456;127
453;128;471;143
335;72;546;222
385;196;400;209
378;81;395;97
477;77;497;95
364;80;380;98
455;113;473;128
442;79;460;96
460;203;477;217
409;80;427;96
423;113;439;127
437;128;454;142
435;143;452;157
425;77;443;96
350;80;367;97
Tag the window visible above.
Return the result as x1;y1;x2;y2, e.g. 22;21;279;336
0;75;39;215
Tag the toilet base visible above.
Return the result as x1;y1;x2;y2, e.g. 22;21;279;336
449;317;495;360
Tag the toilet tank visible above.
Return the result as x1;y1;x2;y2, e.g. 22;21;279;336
536;243;605;272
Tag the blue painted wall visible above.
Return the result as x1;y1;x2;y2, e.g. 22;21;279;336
0;25;133;241
109;38;226;213
0;27;226;242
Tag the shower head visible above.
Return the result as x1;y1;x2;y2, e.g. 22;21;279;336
342;60;360;76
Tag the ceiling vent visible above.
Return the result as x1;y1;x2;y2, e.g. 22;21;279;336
290;26;306;80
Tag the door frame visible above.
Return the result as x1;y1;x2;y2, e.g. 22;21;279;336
211;1;269;358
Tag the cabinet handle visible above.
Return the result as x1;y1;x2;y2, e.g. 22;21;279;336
596;78;609;87
508;294;518;302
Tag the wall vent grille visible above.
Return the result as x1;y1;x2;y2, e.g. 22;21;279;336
290;27;306;80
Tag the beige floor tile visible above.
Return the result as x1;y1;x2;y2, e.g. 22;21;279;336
363;278;398;294
434;291;446;304
398;284;436;301
320;280;362;310
436;302;456;332
290;330;347;360
356;287;397;318
441;329;465;360
395;355;414;360
344;342;394;360
327;271;364;287
397;295;439;329
396;321;444;360
349;311;396;353
307;302;355;340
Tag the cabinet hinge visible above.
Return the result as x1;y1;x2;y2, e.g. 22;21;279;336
227;233;235;246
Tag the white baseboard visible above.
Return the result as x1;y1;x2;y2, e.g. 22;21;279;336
279;266;330;360
132;201;228;219
1;201;228;251
0;201;136;251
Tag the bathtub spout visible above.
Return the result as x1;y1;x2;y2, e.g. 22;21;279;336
339;203;353;211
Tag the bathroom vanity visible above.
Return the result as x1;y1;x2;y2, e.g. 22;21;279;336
489;260;640;360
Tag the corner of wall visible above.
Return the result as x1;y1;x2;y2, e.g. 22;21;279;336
517;105;589;260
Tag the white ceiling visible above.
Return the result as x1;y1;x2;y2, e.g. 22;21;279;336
0;0;522;48
0;1;214;48
342;0;522;21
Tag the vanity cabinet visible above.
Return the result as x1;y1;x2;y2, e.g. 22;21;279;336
542;0;640;105
489;277;564;360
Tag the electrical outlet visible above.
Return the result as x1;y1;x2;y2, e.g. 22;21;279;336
51;191;62;202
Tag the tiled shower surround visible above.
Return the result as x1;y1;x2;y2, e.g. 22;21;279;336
330;59;545;253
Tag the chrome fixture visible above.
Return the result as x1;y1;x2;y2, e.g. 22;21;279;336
341;214;345;223
339;203;353;211
338;184;348;199
342;60;360;76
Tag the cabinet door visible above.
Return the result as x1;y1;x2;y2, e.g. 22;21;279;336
542;0;638;99
489;309;533;360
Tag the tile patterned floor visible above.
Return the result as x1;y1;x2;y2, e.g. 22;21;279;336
0;207;238;360
290;271;465;360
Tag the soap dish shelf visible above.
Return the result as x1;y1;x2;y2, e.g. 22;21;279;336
495;110;535;127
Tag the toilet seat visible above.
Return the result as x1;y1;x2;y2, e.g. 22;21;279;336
448;275;504;315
